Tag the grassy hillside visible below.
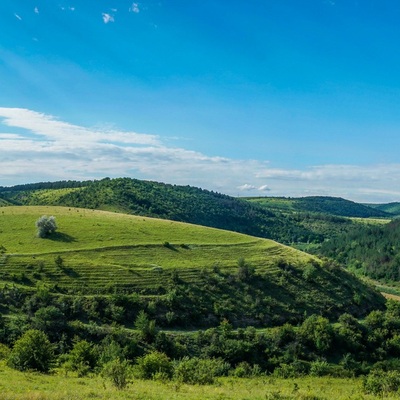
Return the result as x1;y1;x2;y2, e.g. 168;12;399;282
0;363;387;400
0;206;384;327
0;179;322;245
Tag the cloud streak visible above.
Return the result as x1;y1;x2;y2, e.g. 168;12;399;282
0;108;400;203
102;13;114;24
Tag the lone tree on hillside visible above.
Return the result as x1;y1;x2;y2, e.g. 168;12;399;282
36;215;57;238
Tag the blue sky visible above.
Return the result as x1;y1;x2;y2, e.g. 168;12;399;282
1;0;400;202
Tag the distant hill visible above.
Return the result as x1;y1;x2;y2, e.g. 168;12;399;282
0;178;321;245
365;202;400;216
247;196;391;218
0;206;384;327
317;218;400;282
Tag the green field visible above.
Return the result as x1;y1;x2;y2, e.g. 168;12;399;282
0;362;388;400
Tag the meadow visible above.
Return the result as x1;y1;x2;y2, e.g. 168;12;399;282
0;362;385;400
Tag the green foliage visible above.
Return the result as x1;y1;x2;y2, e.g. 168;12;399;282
134;351;173;380
231;361;262;378
0;343;11;360
63;340;98;377
8;329;54;372
134;310;157;341
31;306;66;340
299;315;333;354
54;255;64;269
363;369;400;396
36;215;57;238
101;358;131;390
174;357;229;385
309;360;330;377
237;258;255;282
318;219;400;281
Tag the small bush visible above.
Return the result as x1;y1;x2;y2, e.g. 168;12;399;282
63;340;98;377
174;357;230;385
0;343;10;360
36;215;57;238
363;370;400;396
101;358;131;390
231;361;263;378
273;362;306;379
309;360;330;377
134;351;173;380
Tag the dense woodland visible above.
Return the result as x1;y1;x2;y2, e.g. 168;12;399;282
317;219;400;282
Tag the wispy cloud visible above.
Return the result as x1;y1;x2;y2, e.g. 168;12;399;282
0;108;400;203
237;184;271;192
102;13;115;24
130;3;140;13
34;7;39;14
14;14;22;21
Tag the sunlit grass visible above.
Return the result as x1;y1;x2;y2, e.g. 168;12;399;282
0;362;391;400
0;206;315;293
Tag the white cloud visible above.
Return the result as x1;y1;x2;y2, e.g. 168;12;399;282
238;184;257;191
0;108;400;203
34;7;39;14
14;14;22;21
130;3;140;13
102;13;114;24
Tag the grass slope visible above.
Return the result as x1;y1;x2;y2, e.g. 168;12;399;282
0;206;316;294
0;178;320;245
0;362;383;400
0;206;384;326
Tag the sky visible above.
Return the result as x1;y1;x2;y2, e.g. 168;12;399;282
1;0;400;202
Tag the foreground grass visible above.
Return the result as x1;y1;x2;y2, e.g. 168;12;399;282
0;362;389;400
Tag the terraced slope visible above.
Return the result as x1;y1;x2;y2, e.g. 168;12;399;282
0;206;385;326
0;206;309;288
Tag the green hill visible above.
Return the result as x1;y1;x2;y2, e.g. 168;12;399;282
0;178;321;245
247;196;390;218
365;202;400;216
245;196;391;252
0;206;384;328
318;218;400;283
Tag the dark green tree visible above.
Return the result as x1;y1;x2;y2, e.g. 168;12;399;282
8;329;54;372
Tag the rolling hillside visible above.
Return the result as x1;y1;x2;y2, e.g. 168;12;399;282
0;178;321;245
0;206;384;327
318;218;400;282
366;202;400;216
247;196;391;218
